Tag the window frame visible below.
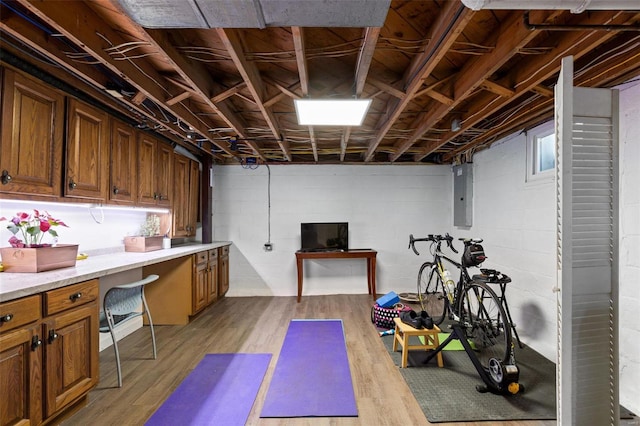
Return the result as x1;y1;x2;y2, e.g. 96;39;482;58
526;121;556;183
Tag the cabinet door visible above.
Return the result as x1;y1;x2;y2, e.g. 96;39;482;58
188;160;200;236
218;247;229;297
193;261;208;313
207;252;218;304
172;155;190;237
137;134;158;206
65;99;109;201
0;69;64;198
43;302;98;418
0;324;43;426
156;143;173;207
109;120;137;204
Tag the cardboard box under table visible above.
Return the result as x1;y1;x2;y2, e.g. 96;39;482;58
392;317;444;368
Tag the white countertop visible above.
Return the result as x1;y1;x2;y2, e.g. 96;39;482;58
0;242;231;302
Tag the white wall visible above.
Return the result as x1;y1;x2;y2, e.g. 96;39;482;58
461;81;640;415
212;164;452;297
0;201;148;253
618;80;640;415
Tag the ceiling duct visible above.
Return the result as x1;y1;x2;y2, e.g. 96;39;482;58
117;0;391;29
461;0;640;13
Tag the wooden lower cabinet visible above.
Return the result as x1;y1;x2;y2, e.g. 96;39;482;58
193;253;209;314
0;280;98;426
43;303;98;418
206;249;219;305
0;322;42;426
143;247;230;325
218;245;229;297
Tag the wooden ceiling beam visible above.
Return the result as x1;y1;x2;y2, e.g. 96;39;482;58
344;27;381;160
531;84;554;98
368;78;406;99
364;1;474;162
218;28;292;161
355;27;380;96
211;82;247;104
291;26;309;96
424;89;454;105
391;10;558;162
413;74;455;99
16;0;234;158
107;8;262;159
131;91;147;105
165;91;192;106
416;11;636;161
0;5;213;157
291;27;317;162
263;81;301;107
481;80;515;97
442;30;640;161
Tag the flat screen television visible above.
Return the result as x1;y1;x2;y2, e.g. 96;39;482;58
300;222;348;252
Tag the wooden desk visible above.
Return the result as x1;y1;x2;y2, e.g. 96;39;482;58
295;249;377;303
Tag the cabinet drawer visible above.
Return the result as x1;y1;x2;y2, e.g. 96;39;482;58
44;279;99;316
195;251;207;265
0;295;41;334
208;249;218;261
219;245;229;257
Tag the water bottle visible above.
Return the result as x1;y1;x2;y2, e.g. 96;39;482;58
442;269;455;302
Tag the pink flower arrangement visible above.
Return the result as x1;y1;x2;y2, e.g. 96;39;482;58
0;210;69;248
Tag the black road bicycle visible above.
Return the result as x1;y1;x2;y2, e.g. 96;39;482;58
408;234;517;384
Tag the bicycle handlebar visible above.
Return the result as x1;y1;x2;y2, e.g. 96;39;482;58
408;233;458;255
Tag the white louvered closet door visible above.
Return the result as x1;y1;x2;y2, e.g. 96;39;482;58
555;56;620;426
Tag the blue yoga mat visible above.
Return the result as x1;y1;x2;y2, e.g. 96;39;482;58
146;353;271;426
260;319;358;417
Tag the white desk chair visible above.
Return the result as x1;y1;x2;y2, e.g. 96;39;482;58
99;274;159;387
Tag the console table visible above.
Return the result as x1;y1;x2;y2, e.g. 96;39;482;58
295;249;377;302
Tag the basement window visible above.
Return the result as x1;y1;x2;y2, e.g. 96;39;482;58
526;122;555;183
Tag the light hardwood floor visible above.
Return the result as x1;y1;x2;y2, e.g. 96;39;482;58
62;294;558;426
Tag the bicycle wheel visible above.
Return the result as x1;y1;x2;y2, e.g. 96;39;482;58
456;281;512;369
417;262;447;325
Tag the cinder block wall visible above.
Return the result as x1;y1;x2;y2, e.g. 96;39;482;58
213;164;452;297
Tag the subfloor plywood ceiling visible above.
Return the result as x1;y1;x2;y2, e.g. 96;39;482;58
1;0;638;165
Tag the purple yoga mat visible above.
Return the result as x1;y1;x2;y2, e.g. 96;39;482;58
146;353;271;426
260;319;358;417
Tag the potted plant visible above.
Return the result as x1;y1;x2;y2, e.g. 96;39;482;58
124;214;164;252
0;209;78;272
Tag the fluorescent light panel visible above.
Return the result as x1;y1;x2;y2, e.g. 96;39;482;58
294;99;371;126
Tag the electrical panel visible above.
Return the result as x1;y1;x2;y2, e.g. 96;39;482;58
453;163;473;227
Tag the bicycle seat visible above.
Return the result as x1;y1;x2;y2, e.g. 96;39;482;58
475;269;511;284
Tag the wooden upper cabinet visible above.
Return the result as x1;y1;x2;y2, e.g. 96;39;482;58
109;120;137;204
65;99;109;201
172;155;190;237
173;157;200;238
188;160;200;234
157;143;173;207
0;68;64;198
137;134;172;207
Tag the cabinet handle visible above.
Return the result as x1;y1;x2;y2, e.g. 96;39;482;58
113;186;119;194
48;330;59;344
31;335;42;351
0;313;14;323
69;292;82;302
1;170;12;185
153;192;159;200
68;179;77;190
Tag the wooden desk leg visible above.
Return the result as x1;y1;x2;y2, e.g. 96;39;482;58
370;256;377;300
296;257;303;303
366;258;372;295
